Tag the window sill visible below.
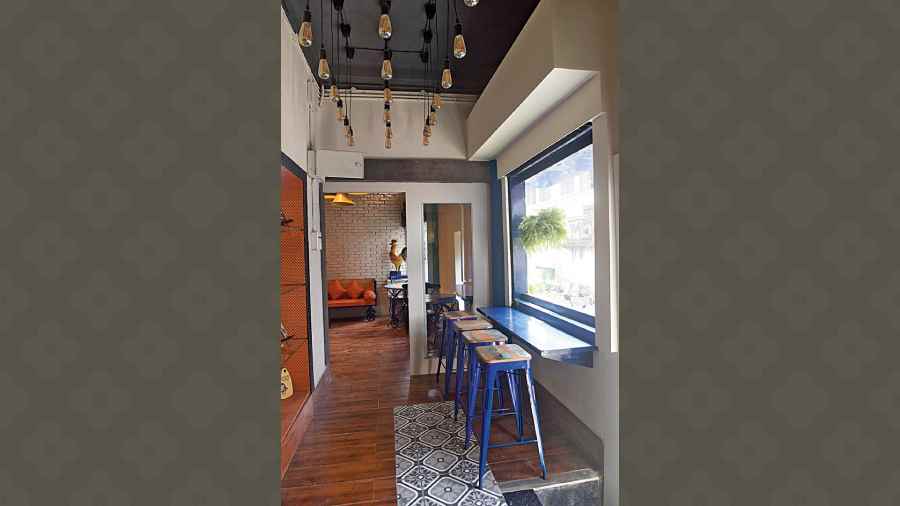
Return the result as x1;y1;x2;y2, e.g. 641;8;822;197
477;305;596;368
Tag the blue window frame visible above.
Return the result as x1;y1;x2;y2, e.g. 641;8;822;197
508;123;596;344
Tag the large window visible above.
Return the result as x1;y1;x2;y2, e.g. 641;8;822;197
509;124;595;335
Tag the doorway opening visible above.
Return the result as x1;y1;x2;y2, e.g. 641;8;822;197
322;192;409;333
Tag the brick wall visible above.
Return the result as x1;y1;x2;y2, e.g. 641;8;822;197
324;192;406;317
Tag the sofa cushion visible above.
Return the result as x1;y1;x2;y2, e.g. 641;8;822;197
327;280;347;300
345;280;365;299
363;290;376;304
328;298;368;308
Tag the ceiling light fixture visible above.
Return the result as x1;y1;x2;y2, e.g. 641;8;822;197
453;22;466;59
317;0;330;80
299;1;314;47
331;192;355;205
378;0;393;39
441;59;452;89
381;48;393;80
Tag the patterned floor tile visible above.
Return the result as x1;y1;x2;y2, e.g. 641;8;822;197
422;449;459;472
394;401;508;506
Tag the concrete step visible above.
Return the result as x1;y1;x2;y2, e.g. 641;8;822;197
501;469;602;506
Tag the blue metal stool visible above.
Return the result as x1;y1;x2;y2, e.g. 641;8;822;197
435;311;477;387
453;329;511;421
444;317;493;398
466;344;546;489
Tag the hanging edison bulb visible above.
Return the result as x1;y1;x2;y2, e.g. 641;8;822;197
343;117;351;137
318;47;330;80
329;84;338;101
381;50;393;80
433;93;443;110
383;103;391;122
441;60;452;89
336;98;344;121
423;130;430;145
299;5;314;47
347;126;355;146
378;1;392;39
424;117;432;137
429;106;438;127
464;0;479;6
384;82;392;103
453;23;467;59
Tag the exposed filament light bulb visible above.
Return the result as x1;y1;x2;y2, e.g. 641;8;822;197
384;82;392;103
299;6;313;47
453;23;466;59
317;47;330;80
381;50;393;80
441;60;452;89
378;2;392;39
464;0;479;6
329;84;338;101
336;98;344;121
433;93;443;110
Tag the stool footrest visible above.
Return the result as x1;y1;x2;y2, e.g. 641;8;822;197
488;439;539;449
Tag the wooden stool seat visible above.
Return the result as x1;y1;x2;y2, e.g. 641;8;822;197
476;344;532;364
453;318;493;332
444;310;477;320
462;329;508;344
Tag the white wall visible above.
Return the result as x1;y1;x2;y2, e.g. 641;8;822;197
497;74;603;177
317;93;474;160
523;119;618;506
491;16;619;501
281;12;312;169
324;181;490;376
281;10;327;386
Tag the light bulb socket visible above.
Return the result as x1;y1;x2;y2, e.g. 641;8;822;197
336;98;343;107
423;27;433;43
386;120;392;128
345;46;355;59
340;23;351;38
302;8;312;22
332;0;344;10
384;103;390;110
343;117;349;126
380;0;391;14
454;22;463;36
425;1;436;19
320;47;327;59
384;49;392;60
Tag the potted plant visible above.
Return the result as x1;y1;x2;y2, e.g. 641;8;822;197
518;208;567;252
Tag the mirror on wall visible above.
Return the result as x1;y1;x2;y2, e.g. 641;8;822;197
422;203;473;357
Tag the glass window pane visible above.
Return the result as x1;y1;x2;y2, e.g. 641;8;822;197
522;144;595;315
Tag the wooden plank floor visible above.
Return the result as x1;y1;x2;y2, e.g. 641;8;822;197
281;317;593;505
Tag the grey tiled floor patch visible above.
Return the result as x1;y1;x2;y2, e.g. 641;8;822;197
394;401;508;506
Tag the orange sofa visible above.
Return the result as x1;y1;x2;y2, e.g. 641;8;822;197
327;278;377;321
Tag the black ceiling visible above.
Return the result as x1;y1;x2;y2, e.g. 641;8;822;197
282;0;539;95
